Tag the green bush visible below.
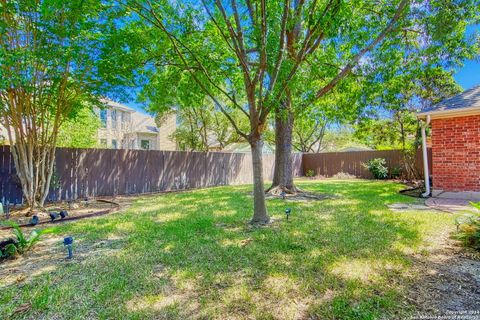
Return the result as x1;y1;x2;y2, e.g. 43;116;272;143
455;202;480;250
0;221;45;259
362;158;388;179
305;169;315;177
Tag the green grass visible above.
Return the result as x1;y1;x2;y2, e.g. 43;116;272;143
0;180;456;319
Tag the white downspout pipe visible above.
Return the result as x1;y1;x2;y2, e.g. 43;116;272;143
421;115;431;197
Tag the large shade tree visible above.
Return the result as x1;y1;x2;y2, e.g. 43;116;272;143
354;67;464;178
269;0;479;193
120;0;418;224
0;0;113;211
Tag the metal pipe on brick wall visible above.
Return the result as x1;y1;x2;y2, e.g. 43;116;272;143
421;115;431;197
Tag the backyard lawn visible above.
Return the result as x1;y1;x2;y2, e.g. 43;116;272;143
0;180;461;319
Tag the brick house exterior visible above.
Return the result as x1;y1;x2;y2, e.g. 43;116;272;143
431;115;480;193
418;86;480;200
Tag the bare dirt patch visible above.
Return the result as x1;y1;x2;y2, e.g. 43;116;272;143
0;233;125;288
407;229;480;316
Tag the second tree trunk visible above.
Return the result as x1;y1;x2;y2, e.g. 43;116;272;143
267;97;298;194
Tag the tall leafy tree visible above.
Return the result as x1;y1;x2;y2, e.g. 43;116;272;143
120;0;417;224
355;67;464;178
0;0;113;210
56;108;101;149
270;0;479;193
114;0;478;223
155;103;248;152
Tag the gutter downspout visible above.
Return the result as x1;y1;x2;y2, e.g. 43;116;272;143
421;115;431;197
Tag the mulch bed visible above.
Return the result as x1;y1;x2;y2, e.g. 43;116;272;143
0;199;124;231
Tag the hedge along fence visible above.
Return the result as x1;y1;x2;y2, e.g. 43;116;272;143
302;149;432;179
0;145;303;204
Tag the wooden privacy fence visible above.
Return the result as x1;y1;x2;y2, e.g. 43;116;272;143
0;146;303;204
0;146;431;204
302;149;432;178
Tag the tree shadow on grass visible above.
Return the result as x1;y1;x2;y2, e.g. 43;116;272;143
1;181;425;319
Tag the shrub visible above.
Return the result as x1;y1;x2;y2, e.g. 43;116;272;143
389;166;403;179
455;202;480;250
0;222;45;259
362;158;388;179
305;169;315;177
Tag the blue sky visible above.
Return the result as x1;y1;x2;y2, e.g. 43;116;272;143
454;58;480;90
454;24;480;90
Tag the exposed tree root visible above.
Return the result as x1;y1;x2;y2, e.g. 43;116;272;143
265;185;303;196
263;186;330;202
249;217;271;226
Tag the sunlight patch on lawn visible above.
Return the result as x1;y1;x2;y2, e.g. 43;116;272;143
115;221;136;232
126;294;181;312
329;258;378;283
219;238;238;248
329;258;404;284
153;212;184;223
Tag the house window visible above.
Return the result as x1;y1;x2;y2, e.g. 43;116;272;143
111;109;117;129
112;139;117;149
141;140;150;150
100;109;107;128
100;139;107;147
121;112;131;129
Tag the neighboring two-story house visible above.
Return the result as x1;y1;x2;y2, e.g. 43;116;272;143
0;99;177;151
97;99;177;151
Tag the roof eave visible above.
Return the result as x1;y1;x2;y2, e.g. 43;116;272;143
417;106;480;120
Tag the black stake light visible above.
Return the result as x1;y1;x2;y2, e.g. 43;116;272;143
49;212;58;222
29;215;39;226
285;208;291;220
59;210;68;219
63;236;73;259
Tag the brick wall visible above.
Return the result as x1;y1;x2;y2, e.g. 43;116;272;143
431;115;480;192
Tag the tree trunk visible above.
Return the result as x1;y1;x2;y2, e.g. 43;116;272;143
250;138;269;224
267;96;299;195
9;141;56;213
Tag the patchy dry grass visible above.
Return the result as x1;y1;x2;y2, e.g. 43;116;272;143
0;180;456;319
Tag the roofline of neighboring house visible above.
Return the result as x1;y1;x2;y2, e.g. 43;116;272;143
100;98;135;113
417;106;480;120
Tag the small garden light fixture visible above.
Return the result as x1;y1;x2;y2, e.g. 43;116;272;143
60;210;68;219
29;215;39;226
280;191;286;200
49;212;58;222
285;208;291;220
63;236;74;259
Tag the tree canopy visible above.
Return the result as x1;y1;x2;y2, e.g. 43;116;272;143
0;0;116;209
100;0;480;222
